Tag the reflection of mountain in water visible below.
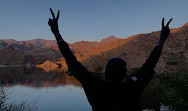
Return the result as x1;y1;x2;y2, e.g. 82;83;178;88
36;60;59;72
0;67;81;88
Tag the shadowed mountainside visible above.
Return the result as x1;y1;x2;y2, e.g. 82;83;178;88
0;45;35;65
82;23;188;73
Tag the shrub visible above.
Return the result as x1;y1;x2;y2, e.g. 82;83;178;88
0;85;37;111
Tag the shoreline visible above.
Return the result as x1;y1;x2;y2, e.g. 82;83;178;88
0;65;35;68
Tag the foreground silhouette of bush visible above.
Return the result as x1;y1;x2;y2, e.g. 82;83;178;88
0;85;37;111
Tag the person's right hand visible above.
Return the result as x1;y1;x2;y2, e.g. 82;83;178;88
48;8;60;34
160;18;173;40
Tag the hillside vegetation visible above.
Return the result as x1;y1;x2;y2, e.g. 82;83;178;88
82;23;188;73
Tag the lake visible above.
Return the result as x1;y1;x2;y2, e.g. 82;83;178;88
0;66;174;111
0;67;92;111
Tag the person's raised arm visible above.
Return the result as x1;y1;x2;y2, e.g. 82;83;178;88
48;8;89;81
131;18;172;87
140;18;173;71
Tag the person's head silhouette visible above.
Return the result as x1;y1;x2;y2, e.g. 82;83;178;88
105;57;127;83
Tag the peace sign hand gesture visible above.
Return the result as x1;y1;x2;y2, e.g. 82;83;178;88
157;18;173;47
48;8;60;34
160;18;173;40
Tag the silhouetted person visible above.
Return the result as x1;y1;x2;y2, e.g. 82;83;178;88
48;8;172;111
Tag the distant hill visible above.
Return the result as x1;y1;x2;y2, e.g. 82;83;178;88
36;60;59;72
0;39;35;52
82;22;188;73
0;45;34;65
26;39;57;49
100;35;118;45
0;36;119;65
85;35;136;59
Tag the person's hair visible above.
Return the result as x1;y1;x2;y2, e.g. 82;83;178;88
105;57;127;83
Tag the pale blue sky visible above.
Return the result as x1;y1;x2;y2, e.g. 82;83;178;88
0;0;188;42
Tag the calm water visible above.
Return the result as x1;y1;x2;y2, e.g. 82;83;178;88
0;67;169;111
0;67;92;111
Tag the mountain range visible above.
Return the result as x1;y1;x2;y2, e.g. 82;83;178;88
0;23;188;73
0;35;119;65
82;23;188;73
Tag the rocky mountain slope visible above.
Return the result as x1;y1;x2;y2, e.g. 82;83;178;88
82;23;188;73
0;45;34;65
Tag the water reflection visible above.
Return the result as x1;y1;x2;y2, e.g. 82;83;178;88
0;67;91;111
0;67;175;111
0;67;82;88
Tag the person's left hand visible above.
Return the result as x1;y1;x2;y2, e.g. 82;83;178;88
48;8;60;34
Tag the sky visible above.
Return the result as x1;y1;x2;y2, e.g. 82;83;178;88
0;0;188;43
